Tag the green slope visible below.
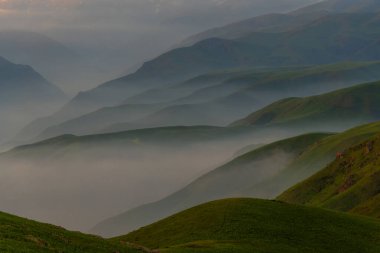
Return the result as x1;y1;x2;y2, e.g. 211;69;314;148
179;11;324;47
232;80;380;130
115;198;380;253
278;134;380;218
91;133;330;237
247;121;380;198
0;211;140;253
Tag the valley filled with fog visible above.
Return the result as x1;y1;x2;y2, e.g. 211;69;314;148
1;1;380;251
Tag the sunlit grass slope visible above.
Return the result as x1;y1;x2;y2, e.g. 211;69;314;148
0;211;141;253
116;198;380;253
279;134;380;218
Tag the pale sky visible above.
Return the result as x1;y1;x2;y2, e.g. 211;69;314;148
0;0;320;86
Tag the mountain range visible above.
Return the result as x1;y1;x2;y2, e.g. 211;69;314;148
14;1;380;146
15;61;380;143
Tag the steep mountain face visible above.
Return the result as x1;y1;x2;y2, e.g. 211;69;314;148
91;133;330;237
232;81;380;131
92;121;380;237
0;56;66;143
0;211;140;253
278;135;380;219
115;199;380;253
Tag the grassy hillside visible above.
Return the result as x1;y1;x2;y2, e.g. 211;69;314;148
278;134;380;218
116;198;380;253
247;121;380;198
232;81;380;130
0;211;140;253
91;133;330;237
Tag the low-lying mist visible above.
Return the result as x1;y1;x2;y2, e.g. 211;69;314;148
0;135;264;231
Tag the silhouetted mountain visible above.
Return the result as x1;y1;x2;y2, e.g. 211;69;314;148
0;56;66;143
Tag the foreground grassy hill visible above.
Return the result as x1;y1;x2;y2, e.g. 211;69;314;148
278;134;380;218
0;211;140;253
116;198;380;253
232;81;380;130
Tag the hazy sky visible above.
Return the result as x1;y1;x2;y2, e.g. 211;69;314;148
0;0;319;66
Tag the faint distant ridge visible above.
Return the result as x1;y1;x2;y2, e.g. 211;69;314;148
294;0;380;14
179;0;380;47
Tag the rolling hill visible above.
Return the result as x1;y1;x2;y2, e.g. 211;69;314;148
116;198;380;253
0;210;140;253
278;134;380;219
232;80;380;131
